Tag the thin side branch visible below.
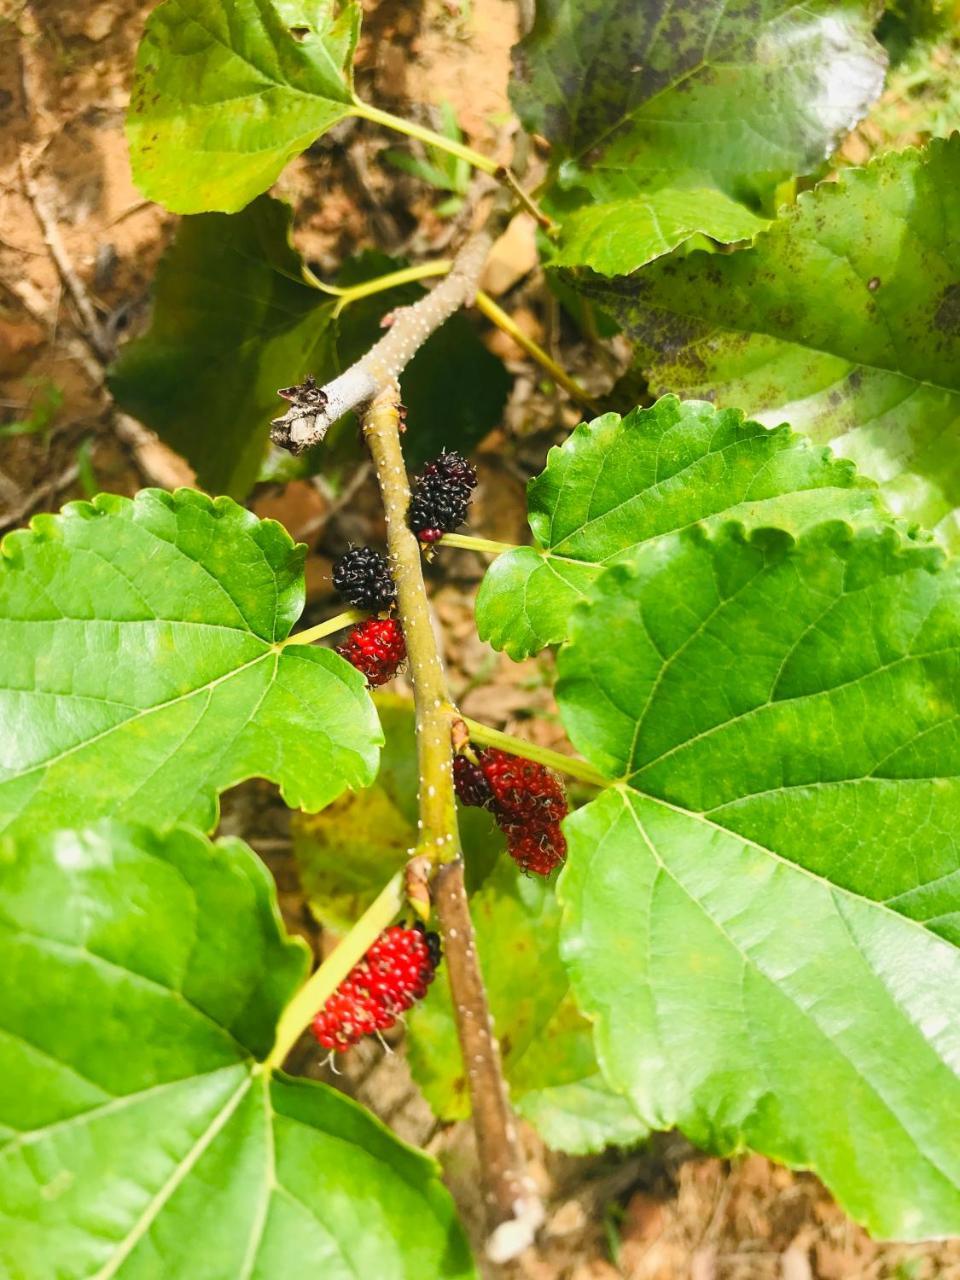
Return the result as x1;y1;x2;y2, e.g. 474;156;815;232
475;290;602;413
0;461;80;532
494;165;557;233
362;387;542;1258
20;163;113;363
434;858;544;1264
271;207;509;454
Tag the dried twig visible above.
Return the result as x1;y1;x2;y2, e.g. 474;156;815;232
0;461;80;532
19;164;113;363
18;8;111;362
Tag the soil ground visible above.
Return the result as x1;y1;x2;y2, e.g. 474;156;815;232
1;2;958;1276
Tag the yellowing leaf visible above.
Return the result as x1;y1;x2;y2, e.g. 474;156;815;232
128;0;361;213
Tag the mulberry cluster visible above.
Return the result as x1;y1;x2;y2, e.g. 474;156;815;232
408;450;478;543
336;617;406;687
332;547;396;611
311;923;442;1054
454;746;567;876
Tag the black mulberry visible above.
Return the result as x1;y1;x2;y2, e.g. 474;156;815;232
332;547;396;611
408;451;477;542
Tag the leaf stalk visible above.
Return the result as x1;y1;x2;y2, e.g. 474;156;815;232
349;101;555;230
283;609;365;647
495;164;558;233
474;290;601;412
439;532;518;555
461;716;610;788
303;260;453;312
351;100;499;175
335;262;454;314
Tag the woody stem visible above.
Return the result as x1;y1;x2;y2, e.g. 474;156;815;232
362;386;542;1258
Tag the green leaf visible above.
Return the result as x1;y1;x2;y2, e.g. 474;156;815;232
294;785;412;932
0;822;474;1278
511;0;886;203
407;860;645;1155
0;488;381;839
294;695;499;929
110;196;338;498
576;139;960;550
476;397;889;659
555;521;960;1237
128;0;361;213
550;187;768;276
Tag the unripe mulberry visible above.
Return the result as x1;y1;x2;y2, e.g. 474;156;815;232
311;923;441;1053
336;617;406;687
332;547;396;611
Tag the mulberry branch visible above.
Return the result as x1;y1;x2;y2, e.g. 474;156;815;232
362;386;543;1261
271;207;509;454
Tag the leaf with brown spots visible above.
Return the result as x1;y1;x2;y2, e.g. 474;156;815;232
128;0;360;213
513;0;887;205
579;138;960;550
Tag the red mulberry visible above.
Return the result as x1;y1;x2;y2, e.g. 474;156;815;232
336;617;406;687
311;923;441;1053
454;745;568;877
